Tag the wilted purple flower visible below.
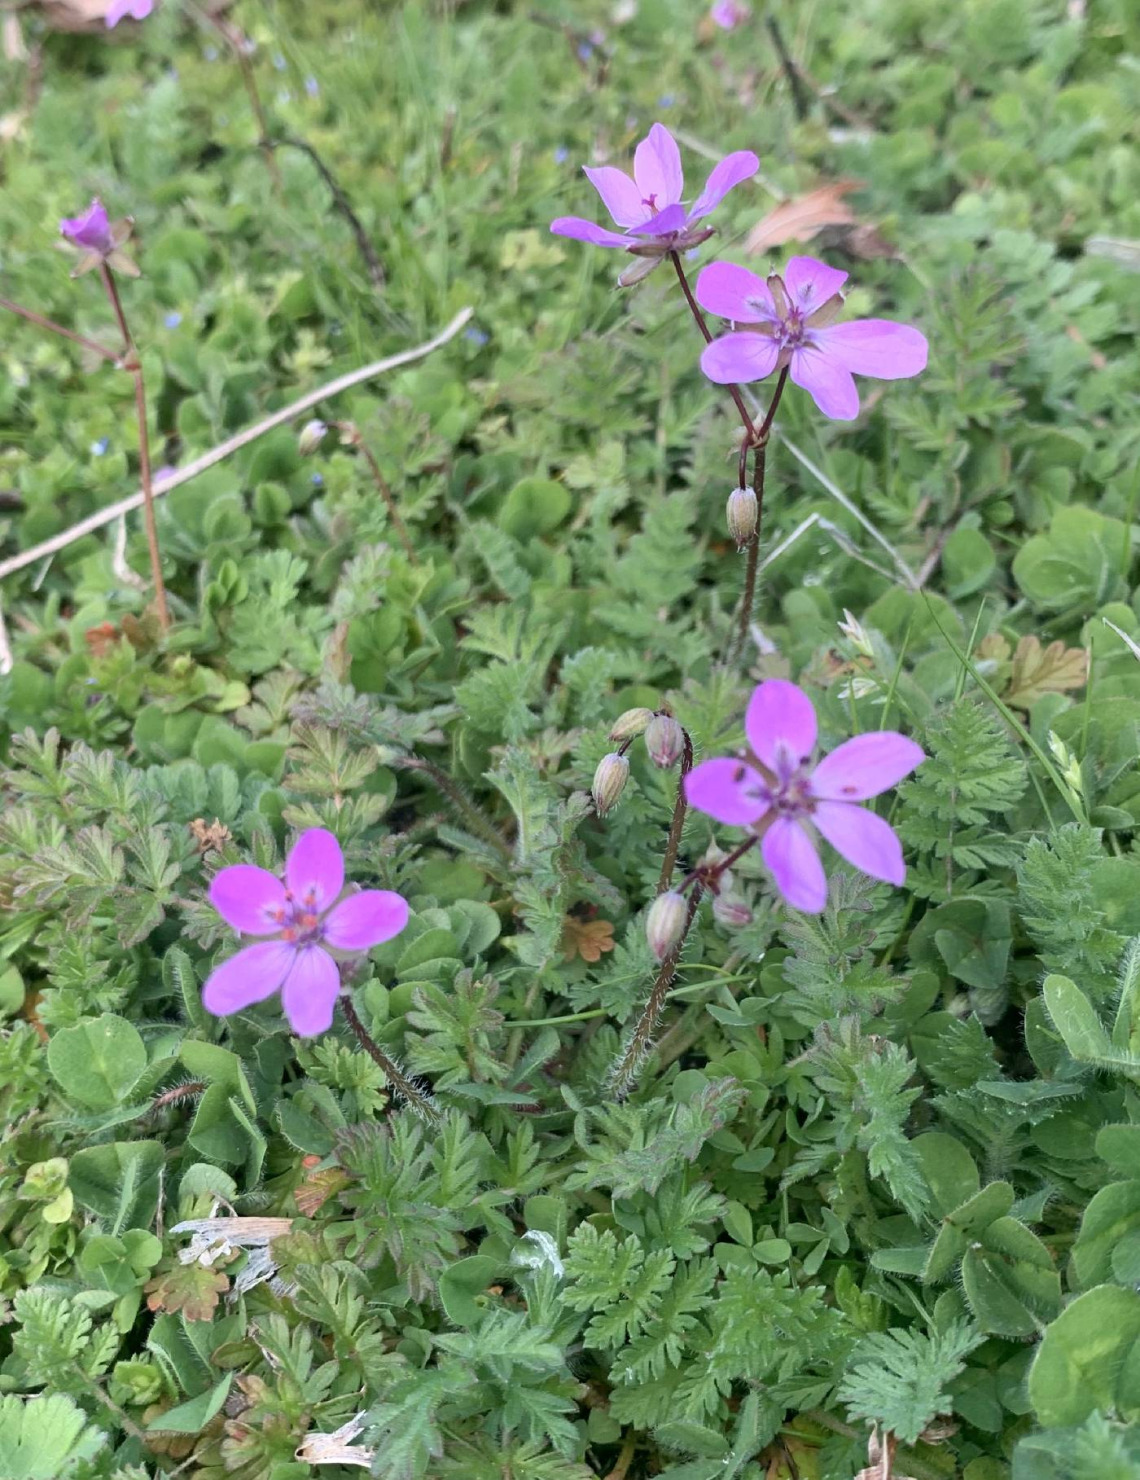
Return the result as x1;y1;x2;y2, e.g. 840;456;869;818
105;0;153;26
60;199;114;255
203;827;410;1036
684;679;923;913
697;255;928;420
710;0;750;28
550;122;759;285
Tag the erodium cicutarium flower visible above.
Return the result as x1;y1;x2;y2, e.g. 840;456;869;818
59;199;115;256
202;828;410;1036
696;255;928;420
684;679;924;913
550;122;759;285
105;0;154;26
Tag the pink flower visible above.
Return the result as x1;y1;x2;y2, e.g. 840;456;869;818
550;122;759;283
60;199;114;256
696;255;928;420
684;679;923;913
202;828;410;1036
105;0;154;26
710;0;749;28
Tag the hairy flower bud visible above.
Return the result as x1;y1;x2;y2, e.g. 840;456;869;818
713;894;752;929
644;714;685;769
299;419;327;456
592;753;629;817
609;707;654;743
646;891;687;961
726;486;758;549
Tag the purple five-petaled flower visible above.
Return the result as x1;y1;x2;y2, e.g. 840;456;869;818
550;122;759;285
202;827;410;1037
60;199;115;256
696;255;928;421
684;679;923;913
105;0;154;26
710;0;750;28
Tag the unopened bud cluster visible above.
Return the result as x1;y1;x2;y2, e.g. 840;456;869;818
646;890;687;961
726;486;758;549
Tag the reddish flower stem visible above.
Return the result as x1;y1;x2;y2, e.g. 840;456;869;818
340;993;439;1122
335;424;418;562
657;727;694;893
0;296;121;363
99;263;169;631
729;366;789;665
669;251;755;439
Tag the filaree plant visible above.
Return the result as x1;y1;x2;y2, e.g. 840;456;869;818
0;3;1139;1480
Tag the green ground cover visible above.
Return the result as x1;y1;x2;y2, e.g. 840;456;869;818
2;1;1140;1476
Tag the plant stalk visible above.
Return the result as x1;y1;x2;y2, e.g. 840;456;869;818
609;885;703;1099
340;994;439;1122
657;727;694;892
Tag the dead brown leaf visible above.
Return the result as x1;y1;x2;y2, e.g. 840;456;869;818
1004;635;1089;710
562;916;615;964
145;1262;230;1322
746;180;895;259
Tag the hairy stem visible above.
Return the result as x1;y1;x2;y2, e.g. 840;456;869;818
609;886;703;1100
99;264;169;631
340;994;439;1122
669;251;755;438
728;366;789;665
0;296;121;363
345;430;418;562
657;728;694;893
397;756;513;862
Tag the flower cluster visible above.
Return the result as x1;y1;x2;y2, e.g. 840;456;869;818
203;828;410;1036
685;679;923;912
550;122;927;418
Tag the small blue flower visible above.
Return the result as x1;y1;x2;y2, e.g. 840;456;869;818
311;472;324;487
465;326;489;346
204;44;218;61
164;311;182;329
277;90;292;105
272;52;287;70
554;146;570;164
91;437;109;457
305;76;320;97
577;41;593;60
685;247;701;261
658;94;676;109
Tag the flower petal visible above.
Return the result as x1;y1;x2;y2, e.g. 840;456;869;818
762;818;827;912
629;202;688;237
695;262;776;323
783;255;849;314
811;732;925;801
323;890;411;951
813;319;929;380
105;0;152;26
202;941;294;1016
550;216;634;249
700;332;780;386
745;679;817;772
286;828;344;911
583;166;649;228
790;344;860;420
633;123;684;208
209;865;288;935
814;801;906;886
281;946;341;1037
684;758;770;827
689;150;761;222
60;199;112;253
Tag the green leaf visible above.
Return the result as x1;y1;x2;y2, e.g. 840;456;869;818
1073;1181;1140;1289
147;1373;232;1434
46;1015;146;1108
1042;974;1114;1062
1029;1285;1140;1426
961;1217;1061;1336
0;1393;106;1479
438;1256;501;1327
68;1141;164;1233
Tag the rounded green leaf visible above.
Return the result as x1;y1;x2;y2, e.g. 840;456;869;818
47;1016;147;1109
1028;1285;1140;1426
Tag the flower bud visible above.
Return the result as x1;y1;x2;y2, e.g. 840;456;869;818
644;714;685;769
646;890;687;961
726;486;758;549
299;419;327;455
592;753;629;817
713;894;753;930
609;707;654;743
700;841;733;892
